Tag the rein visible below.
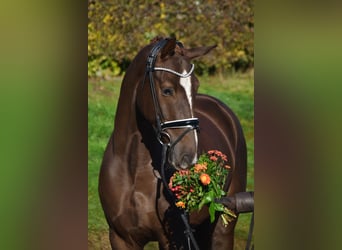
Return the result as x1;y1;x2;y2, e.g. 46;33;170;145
145;38;200;250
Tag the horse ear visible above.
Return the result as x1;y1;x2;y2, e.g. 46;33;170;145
183;45;217;59
160;38;177;59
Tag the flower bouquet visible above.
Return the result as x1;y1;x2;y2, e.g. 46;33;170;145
169;150;236;227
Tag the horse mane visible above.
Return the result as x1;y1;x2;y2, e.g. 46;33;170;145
150;36;164;43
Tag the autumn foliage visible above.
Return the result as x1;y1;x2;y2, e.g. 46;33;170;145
88;0;254;78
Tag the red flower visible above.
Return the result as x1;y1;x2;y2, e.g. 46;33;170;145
200;173;211;185
215;150;223;157
210;156;218;161
208;150;228;162
168;175;174;189
179;170;190;176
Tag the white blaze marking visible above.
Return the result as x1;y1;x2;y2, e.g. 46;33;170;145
193;133;198;164
180;70;193;111
180;70;198;163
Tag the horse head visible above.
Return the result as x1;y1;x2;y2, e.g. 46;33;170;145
136;37;216;170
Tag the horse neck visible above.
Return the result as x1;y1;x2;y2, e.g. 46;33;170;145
111;45;166;175
112;45;154;150
112;79;139;153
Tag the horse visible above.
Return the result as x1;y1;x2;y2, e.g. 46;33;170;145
99;36;247;250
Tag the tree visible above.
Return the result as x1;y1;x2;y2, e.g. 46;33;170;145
88;0;254;78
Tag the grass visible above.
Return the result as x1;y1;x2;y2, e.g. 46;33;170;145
88;73;254;249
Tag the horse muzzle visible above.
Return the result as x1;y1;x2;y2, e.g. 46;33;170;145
166;130;198;170
177;152;197;170
156;117;199;170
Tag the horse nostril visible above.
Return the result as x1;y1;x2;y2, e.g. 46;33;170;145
180;155;191;169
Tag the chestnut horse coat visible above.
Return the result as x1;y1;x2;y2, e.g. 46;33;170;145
99;37;247;250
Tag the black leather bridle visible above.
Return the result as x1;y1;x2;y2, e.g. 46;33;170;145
145;38;199;148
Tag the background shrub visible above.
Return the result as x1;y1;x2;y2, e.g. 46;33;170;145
88;0;254;79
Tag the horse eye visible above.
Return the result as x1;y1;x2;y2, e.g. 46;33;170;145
162;88;174;96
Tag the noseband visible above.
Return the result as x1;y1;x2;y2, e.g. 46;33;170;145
145;38;199;147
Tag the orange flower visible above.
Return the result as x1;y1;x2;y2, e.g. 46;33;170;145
200;173;211;185
194;163;207;173
176;201;186;208
224;165;231;169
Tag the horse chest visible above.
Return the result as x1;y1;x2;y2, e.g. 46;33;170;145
113;170;170;241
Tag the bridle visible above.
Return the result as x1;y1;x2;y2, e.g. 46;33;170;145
143;38;201;250
144;38;199;148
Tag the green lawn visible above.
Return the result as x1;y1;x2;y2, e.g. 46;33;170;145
88;73;254;249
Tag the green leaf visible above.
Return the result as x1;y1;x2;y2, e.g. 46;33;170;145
209;202;216;223
198;190;214;210
213;202;225;212
175;179;183;185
